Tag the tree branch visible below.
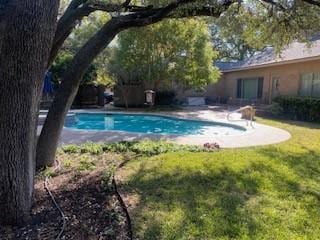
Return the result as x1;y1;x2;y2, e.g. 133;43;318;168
260;0;286;11
168;1;236;18
117;0;235;27
302;0;320;7
48;0;235;66
48;0;128;66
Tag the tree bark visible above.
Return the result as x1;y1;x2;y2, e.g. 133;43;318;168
0;0;58;225
36;18;122;168
48;0;91;66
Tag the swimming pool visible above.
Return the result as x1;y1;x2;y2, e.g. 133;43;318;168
65;113;246;136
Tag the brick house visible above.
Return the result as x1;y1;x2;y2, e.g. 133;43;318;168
206;37;320;105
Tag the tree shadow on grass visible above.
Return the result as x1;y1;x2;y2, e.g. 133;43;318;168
121;149;320;239
122;164;261;239
258;146;320;201
256;146;320;234
258;146;320;184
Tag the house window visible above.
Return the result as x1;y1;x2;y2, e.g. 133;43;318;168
300;73;320;97
237;77;263;99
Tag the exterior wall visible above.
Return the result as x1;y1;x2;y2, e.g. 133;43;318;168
206;59;320;104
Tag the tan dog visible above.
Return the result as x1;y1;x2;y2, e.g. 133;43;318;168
226;105;255;127
240;106;256;121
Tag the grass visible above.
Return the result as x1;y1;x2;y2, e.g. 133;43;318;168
118;118;320;239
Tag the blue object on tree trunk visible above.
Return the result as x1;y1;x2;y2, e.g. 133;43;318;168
43;71;54;94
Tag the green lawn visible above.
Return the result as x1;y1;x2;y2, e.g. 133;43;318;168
120;119;320;239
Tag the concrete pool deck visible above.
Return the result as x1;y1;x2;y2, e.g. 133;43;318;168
38;106;291;148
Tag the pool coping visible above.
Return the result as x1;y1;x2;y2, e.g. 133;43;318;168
38;109;291;148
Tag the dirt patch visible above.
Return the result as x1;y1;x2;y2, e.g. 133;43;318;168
0;153;130;240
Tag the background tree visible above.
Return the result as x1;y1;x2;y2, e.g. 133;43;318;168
210;0;320;61
219;0;320;53
51;11;113;86
210;21;260;61
109;18;220;92
50;51;98;86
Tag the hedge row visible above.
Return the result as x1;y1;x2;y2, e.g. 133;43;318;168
62;140;217;156
273;96;320;122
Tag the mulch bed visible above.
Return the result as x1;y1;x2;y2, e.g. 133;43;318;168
0;170;130;240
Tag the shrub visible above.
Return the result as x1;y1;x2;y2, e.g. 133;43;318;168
130;141;180;156
80;142;103;154
62;144;80;154
78;156;96;171
273;96;320;122
102;141;135;153
101;166;117;192
268;102;284;116
155;91;176;105
50;51;97;85
62;140;216;157
62;142;103;154
63;159;73;168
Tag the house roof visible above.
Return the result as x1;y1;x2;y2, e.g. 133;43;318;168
217;36;320;72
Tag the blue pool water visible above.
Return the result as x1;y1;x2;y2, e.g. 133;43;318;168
65;113;246;136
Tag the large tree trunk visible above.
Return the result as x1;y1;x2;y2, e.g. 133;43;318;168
36;18;122;168
0;0;58;225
